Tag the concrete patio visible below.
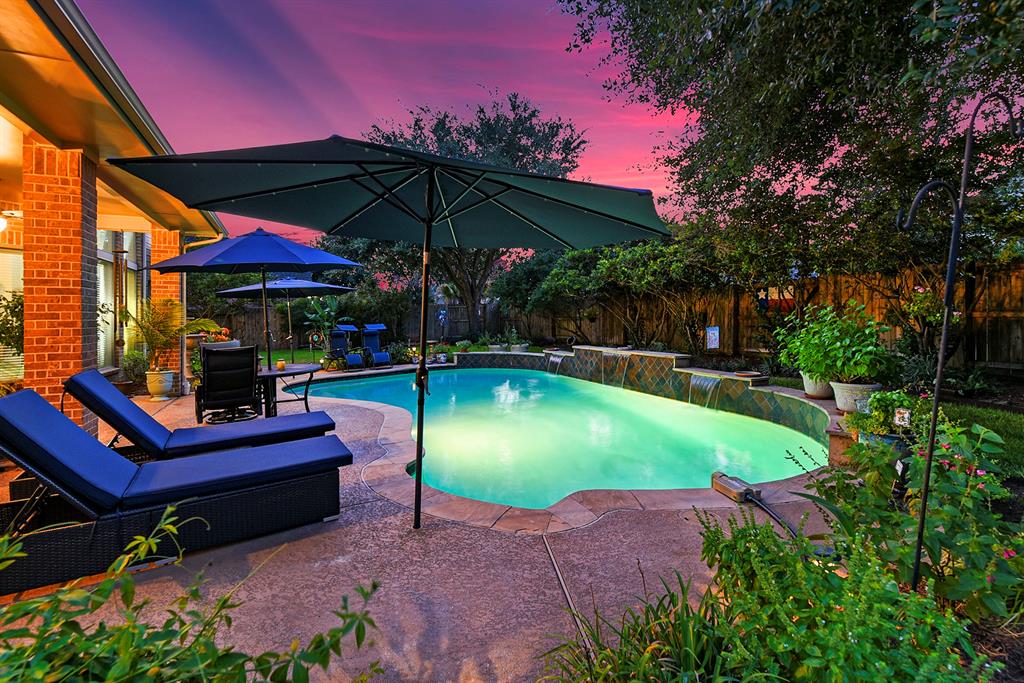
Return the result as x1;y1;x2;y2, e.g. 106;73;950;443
79;387;824;682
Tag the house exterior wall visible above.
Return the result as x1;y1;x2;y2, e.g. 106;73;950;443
149;224;183;392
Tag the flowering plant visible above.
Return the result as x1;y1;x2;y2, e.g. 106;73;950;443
199;326;232;343
802;422;1022;620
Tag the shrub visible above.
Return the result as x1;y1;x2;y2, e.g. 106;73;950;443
386;341;414;364
777;302;893;383
842;388;921;437
120;349;148;383
0;507;381;681
698;510;993;681
542;575;729;681
802;423;1023;620
0;291;23;355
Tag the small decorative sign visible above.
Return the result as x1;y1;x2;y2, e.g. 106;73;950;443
893;408;911;428
706;326;720;350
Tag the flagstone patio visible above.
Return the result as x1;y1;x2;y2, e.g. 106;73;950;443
84;386;826;682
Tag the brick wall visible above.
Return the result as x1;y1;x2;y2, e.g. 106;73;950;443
21;140;98;432
149;225;183;392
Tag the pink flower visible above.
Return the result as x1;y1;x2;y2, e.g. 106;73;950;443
940;443;951;450
914;286;926;293
1003;549;1017;560
916;449;926;458
987;575;995;584
919;392;930;399
939;459;951;468
978;483;986;490
977;469;986;476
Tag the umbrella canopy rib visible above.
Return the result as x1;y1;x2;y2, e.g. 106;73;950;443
188;165;417;210
354;163;426;221
328;168;428;233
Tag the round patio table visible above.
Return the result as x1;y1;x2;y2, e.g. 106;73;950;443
257;363;320;418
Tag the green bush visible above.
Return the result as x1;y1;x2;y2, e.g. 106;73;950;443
802;423;1023;620
120;349;149;384
698;510;992;681
0;291;23;355
776;302;893;383
544;510;993;681
842;388;920;437
0;507;381;681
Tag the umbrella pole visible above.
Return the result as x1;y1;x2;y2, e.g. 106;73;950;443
261;268;273;370
287;295;295;363
413;172;437;529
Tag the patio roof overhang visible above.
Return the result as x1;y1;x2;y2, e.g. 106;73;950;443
0;0;226;237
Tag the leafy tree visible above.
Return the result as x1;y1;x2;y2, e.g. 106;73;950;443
185;272;260;320
364;92;589;335
531;249;603;344
560;0;1024;337
488;251;560;339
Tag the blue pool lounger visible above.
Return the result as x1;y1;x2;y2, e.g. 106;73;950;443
362;323;393;367
0;389;352;594
63;369;335;459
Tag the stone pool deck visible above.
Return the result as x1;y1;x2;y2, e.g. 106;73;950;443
55;380;833;682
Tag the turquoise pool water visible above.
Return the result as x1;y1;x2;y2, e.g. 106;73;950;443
307;369;823;509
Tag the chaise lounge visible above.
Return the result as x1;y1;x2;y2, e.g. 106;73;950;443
0;389;352;594
63;369;335;459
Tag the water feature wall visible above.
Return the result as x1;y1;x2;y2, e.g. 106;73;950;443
454;346;830;446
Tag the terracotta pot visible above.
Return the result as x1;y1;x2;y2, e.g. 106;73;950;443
830;381;882;413
145;370;175;402
800;372;834;399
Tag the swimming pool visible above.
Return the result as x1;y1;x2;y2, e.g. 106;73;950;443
307;368;823;509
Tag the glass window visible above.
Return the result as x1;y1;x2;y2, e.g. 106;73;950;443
0;250;24;381
97;229;115;253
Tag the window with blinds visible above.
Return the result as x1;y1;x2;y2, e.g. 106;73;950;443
0;250;24;381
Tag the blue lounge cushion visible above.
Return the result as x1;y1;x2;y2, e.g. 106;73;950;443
345;353;364;368
0;390;138;512
163;410;335;457
371;352;391;366
63;369;171;455
122;435;352;508
65;369;336;458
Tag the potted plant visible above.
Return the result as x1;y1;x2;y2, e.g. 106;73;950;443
479;333;505;352
842;389;917;455
503;326;529;353
123;299;219;401
114;350;148;395
776;307;834;399
820;302;892;411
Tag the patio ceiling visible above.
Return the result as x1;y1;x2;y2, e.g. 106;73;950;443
0;0;225;237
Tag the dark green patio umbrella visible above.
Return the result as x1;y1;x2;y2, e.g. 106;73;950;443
110;135;669;528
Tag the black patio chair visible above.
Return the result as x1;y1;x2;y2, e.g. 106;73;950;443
194;345;260;424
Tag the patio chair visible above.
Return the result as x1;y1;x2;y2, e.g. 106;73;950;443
0;389;352;594
324;324;363;371
194;345;261;424
63;369;335;460
362;324;392;367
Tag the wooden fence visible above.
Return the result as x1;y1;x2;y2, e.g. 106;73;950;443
508;264;1024;371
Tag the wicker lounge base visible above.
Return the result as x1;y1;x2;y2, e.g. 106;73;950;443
0;469;340;595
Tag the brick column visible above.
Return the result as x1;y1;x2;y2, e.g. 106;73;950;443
149;225;184;393
22;140;98;433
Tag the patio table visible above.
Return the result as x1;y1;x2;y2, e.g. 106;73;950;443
257;363;320;418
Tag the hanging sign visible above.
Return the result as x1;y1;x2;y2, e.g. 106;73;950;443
706;326;720;350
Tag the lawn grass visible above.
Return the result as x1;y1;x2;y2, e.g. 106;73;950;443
769;375;804;390
940;402;1024;475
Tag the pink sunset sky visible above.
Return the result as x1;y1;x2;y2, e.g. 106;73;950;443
79;0;692;242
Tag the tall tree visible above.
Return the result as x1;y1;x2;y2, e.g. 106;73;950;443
364;92;589;335
560;0;1024;285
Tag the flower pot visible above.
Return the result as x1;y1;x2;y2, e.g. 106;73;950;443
857;431;912;457
800;372;834;399
829;381;882;413
145;370;175;402
487;344;506;352
509;344;529;353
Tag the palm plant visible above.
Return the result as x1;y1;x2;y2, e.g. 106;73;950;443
122;299;219;371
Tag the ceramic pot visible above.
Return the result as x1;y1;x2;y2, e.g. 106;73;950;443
487;344;506;352
145;370;175;402
830;381;882;412
800;372;834;399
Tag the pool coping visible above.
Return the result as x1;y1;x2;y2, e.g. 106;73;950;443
318;393;825;535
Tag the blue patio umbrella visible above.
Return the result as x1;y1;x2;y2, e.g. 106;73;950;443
216;278;354;362
111;135;668;528
149;228;359;369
